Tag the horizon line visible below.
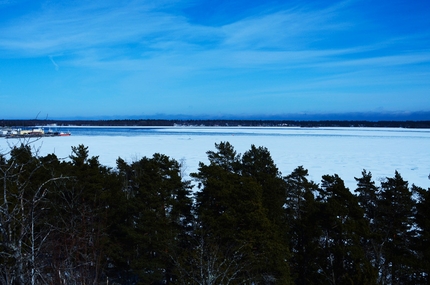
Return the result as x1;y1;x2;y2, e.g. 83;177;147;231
2;111;430;122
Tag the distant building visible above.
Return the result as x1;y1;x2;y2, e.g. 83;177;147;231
19;128;44;136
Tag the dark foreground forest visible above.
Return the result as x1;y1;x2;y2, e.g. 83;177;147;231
1;141;429;285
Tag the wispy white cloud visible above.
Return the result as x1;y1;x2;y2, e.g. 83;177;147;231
0;1;195;55
220;4;350;50
1;0;429;119
320;53;430;68
0;1;356;57
0;0;424;73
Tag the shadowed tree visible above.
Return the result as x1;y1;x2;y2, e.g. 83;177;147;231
0;144;67;285
412;185;430;284
192;142;292;284
354;170;381;274
284;166;321;285
108;153;193;284
241;145;285;226
316;174;376;285
172;234;253;285
241;145;291;283
43;144;117;284
376;171;416;285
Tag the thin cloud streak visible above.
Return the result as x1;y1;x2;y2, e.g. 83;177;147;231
0;2;194;55
1;0;424;74
0;0;429;119
49;55;59;70
0;1;385;55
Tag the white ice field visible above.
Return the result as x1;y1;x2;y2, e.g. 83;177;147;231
1;127;429;190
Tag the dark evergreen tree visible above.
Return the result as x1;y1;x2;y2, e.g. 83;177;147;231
412;185;430;284
375;171;415;285
44;144;117;284
241;145;284;224
241;145;291;283
192;142;242;238
355;170;378;222
108;153;193;284
192;142;292;284
354;170;381;275
316;174;376;285
284;166;321;285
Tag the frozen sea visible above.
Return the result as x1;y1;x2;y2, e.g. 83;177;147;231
1;126;429;190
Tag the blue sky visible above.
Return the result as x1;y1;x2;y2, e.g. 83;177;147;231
0;0;429;120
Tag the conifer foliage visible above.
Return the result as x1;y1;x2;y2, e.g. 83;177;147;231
0;141;429;284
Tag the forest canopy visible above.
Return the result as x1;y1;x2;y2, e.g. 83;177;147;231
1;141;429;285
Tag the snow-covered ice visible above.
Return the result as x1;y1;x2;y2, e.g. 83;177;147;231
1;127;429;190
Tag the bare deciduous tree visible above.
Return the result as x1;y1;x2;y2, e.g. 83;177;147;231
0;141;67;285
172;234;253;285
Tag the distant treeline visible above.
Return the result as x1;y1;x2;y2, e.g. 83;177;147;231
2;119;430;128
1;141;430;284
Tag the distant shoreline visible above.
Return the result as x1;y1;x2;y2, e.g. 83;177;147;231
3;119;430;129
2;119;430;129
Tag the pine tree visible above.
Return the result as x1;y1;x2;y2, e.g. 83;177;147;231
44;144;117;284
284;166;321;285
241;145;285;223
316;174;376;284
241;145;291;284
411;185;430;284
109;153;193;284
376;171;415;284
192;142;292;284
354;170;381;275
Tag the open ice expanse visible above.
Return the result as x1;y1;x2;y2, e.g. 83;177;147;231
1;127;429;190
